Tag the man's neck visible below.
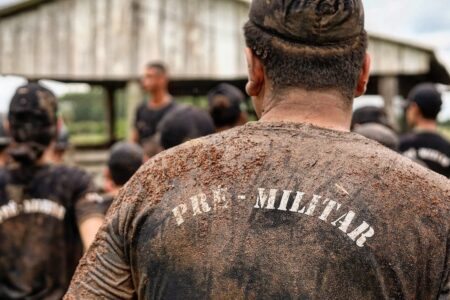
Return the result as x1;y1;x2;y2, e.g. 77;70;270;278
0;153;6;167
414;119;438;132
148;90;171;109
259;89;353;132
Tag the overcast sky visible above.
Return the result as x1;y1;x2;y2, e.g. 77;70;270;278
1;0;450;120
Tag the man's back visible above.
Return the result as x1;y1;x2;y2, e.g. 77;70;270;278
66;122;449;299
400;131;450;178
0;164;93;300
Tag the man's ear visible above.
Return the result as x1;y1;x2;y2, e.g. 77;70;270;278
103;168;115;193
355;53;371;97
406;102;421;126
245;47;265;97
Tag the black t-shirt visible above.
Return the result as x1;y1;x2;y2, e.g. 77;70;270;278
66;122;449;299
400;131;450;178
0;164;103;300
134;101;178;144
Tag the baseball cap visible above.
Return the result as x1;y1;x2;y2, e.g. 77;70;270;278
248;0;365;47
407;83;442;120
158;106;215;150
8;83;58;163
208;84;245;128
108;142;144;186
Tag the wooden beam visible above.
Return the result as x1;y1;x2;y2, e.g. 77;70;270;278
0;0;55;18
378;76;399;130
125;80;143;140
105;86;117;145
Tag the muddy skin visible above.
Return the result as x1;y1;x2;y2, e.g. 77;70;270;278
65;122;449;300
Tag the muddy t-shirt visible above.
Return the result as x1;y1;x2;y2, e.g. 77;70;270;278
66;122;449;300
400;131;450;178
0;164;101;300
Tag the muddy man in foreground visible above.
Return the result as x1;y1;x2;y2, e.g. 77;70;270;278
66;0;449;299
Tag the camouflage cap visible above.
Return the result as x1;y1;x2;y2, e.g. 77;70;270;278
249;0;364;46
8;83;58;163
9;83;57;129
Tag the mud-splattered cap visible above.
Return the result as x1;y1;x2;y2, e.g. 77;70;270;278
249;0;365;46
8;83;58;164
9;83;57;129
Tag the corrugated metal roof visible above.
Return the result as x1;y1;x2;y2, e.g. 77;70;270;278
0;0;53;18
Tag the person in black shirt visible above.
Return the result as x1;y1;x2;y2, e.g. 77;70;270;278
351;106;399;151
104;142;144;201
0;83;108;299
400;83;450;177
132;62;178;145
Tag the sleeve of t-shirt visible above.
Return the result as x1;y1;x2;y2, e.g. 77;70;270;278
75;193;112;225
71;170;106;225
64;176;147;299
439;237;449;299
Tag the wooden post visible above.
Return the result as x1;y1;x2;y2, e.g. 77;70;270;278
105;86;117;145
125;80;143;140
378;76;399;130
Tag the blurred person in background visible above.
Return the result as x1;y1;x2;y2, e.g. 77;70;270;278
66;0;448;299
132;62;179;145
157;105;215;150
142;136;163;161
0;114;10;167
400;83;450;177
0;83;109;299
353;123;399;151
352;106;399;151
351;106;392;130
104;142;144;203
208;83;248;132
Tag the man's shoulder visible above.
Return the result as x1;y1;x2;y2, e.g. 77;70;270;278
138;122;448;198
45;164;91;186
399;132;418;145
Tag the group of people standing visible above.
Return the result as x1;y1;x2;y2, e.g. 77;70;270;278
0;0;448;299
0;62;249;299
352;83;450;178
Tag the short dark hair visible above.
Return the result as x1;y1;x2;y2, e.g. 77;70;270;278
243;22;368;101
158;106;215;150
108;142;144;186
408;83;442;120
146;62;168;74
208;84;245;128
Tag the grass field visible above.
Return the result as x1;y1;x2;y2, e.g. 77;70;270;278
438;126;450;140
